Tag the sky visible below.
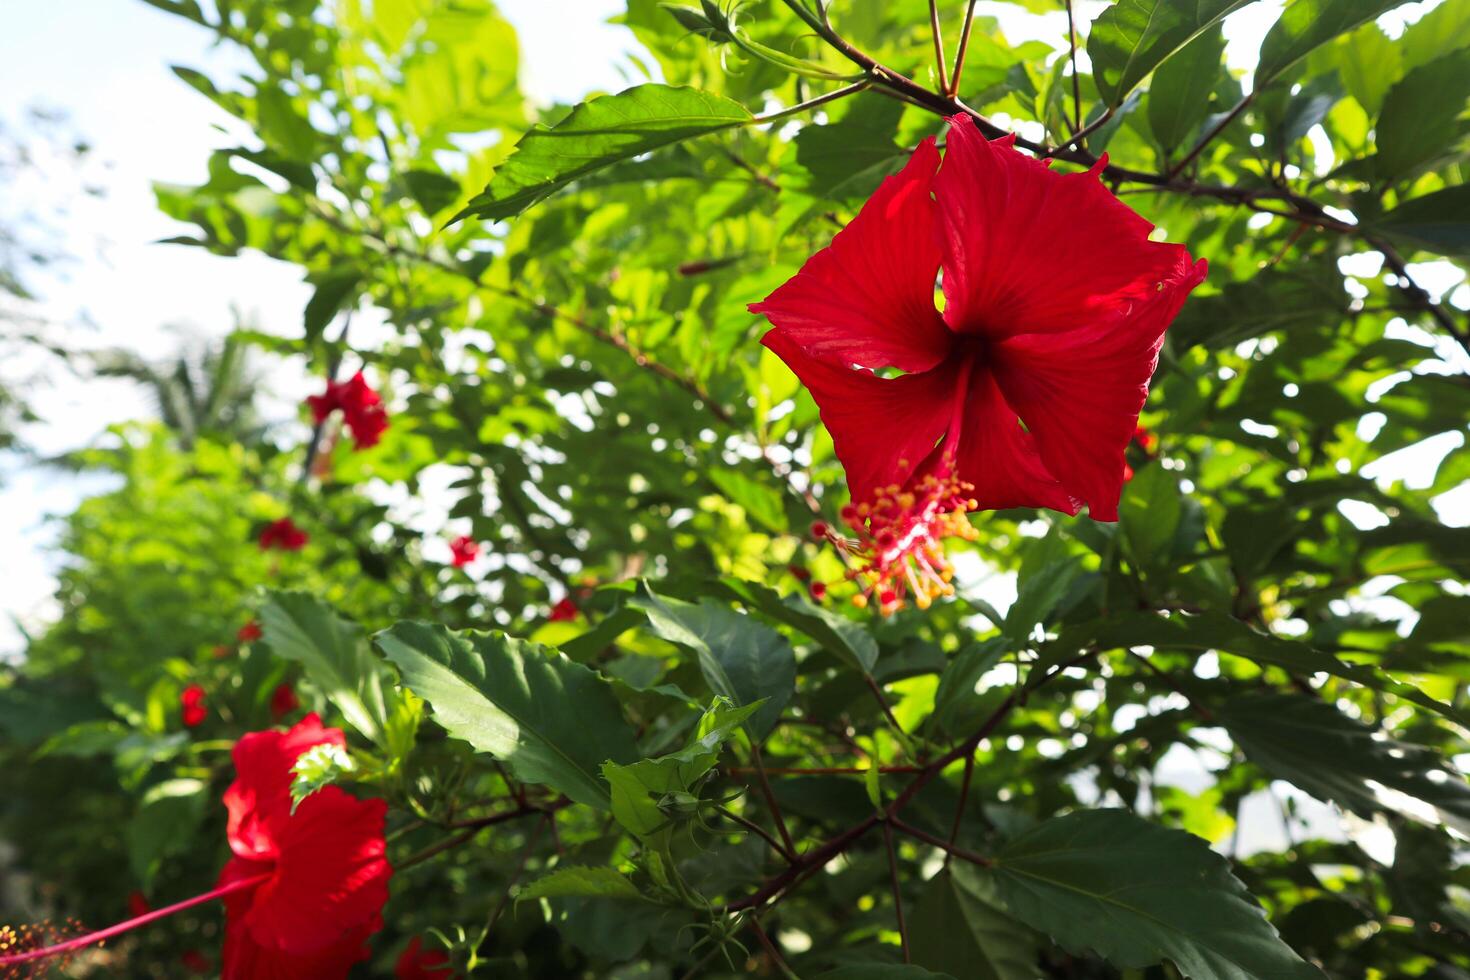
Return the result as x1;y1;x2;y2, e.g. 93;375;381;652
0;0;632;654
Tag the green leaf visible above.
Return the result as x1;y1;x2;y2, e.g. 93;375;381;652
930;638;1010;739
1119;462;1182;565
794;94;906;200
290;741;357;812
519;866;648;901
1148;25;1228;153
630;584;795;738
1369;183;1470;258
127;778;207;889
260;592;392;746
1054;610;1470;726
1218;694;1470;835
985;809;1321;979
1088;0;1251;105
1005;526;1085;647
709;577;879;675
600;698;759;842
402;169;461;216
376;622;639;808
706;469;787;534
911;867;1039;980
1256;0;1408;86
457;84;752;222
1373;49;1470;184
302;267;362;343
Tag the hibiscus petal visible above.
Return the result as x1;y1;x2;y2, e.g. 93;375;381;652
993;251;1208;520
750;138;952;374
949;363;1080;515
934;114;1189;340
221;852;377;980
763;329;958;504
224;713;346;861
241;787;390;956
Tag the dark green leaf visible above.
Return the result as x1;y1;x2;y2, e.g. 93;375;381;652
1257;0;1409;86
1218;694;1470;834
630;585;794;738
1373;49;1470;183
302;268;362;342
1119;462;1182;565
519;866;648;901
126;778;208;890
708;577;879;676
260;592;392;745
1369;183;1470;258
1148;26;1228;152
1089;0;1252;105
376;622;639;808
457;84;752;221
985;809;1321;978
911;867;1039;980
794;94;906;200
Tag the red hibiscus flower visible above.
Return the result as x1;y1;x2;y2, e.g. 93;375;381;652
753;115;1205;613
0;715;391;980
259;517;309;552
448;534;480;568
269;683;299;720
181;685;208;728
307;372;389;450
238;620;263;643
395;935;456;979
217;714;391;978
548;597;578;622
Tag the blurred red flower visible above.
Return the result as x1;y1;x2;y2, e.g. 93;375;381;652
269;683;299;720
181;685;208;728
126;891;150;918
395;935;455;979
307;372;389;450
259;518;308;552
548;597;578;622
448;535;480;568
180;948;212;974
752;115;1204;612
237;620;263;643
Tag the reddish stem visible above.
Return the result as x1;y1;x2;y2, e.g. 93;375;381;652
0;873;271;967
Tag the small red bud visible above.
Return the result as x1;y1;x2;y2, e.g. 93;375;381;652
809;581;827;601
809;520;829;540
788;564;811;582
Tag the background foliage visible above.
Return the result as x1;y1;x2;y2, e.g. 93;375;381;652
2;0;1469;976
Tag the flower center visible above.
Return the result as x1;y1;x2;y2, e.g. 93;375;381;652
829;463;979;616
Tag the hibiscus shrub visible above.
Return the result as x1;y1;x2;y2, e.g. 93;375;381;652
3;0;1470;977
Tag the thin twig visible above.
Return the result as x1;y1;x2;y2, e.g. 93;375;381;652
891;816;994;868
927;0;949;95
749;915;798;979
883;820;911;963
716;804;796;863
750;80;870;125
1065;0;1082;132
944;750;976;861
948;0;980;97
1168;92;1254;179
728;764;924;776
1047;107;1113;157
749;741;800;858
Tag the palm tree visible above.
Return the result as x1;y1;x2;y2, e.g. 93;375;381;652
90;330;267;448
